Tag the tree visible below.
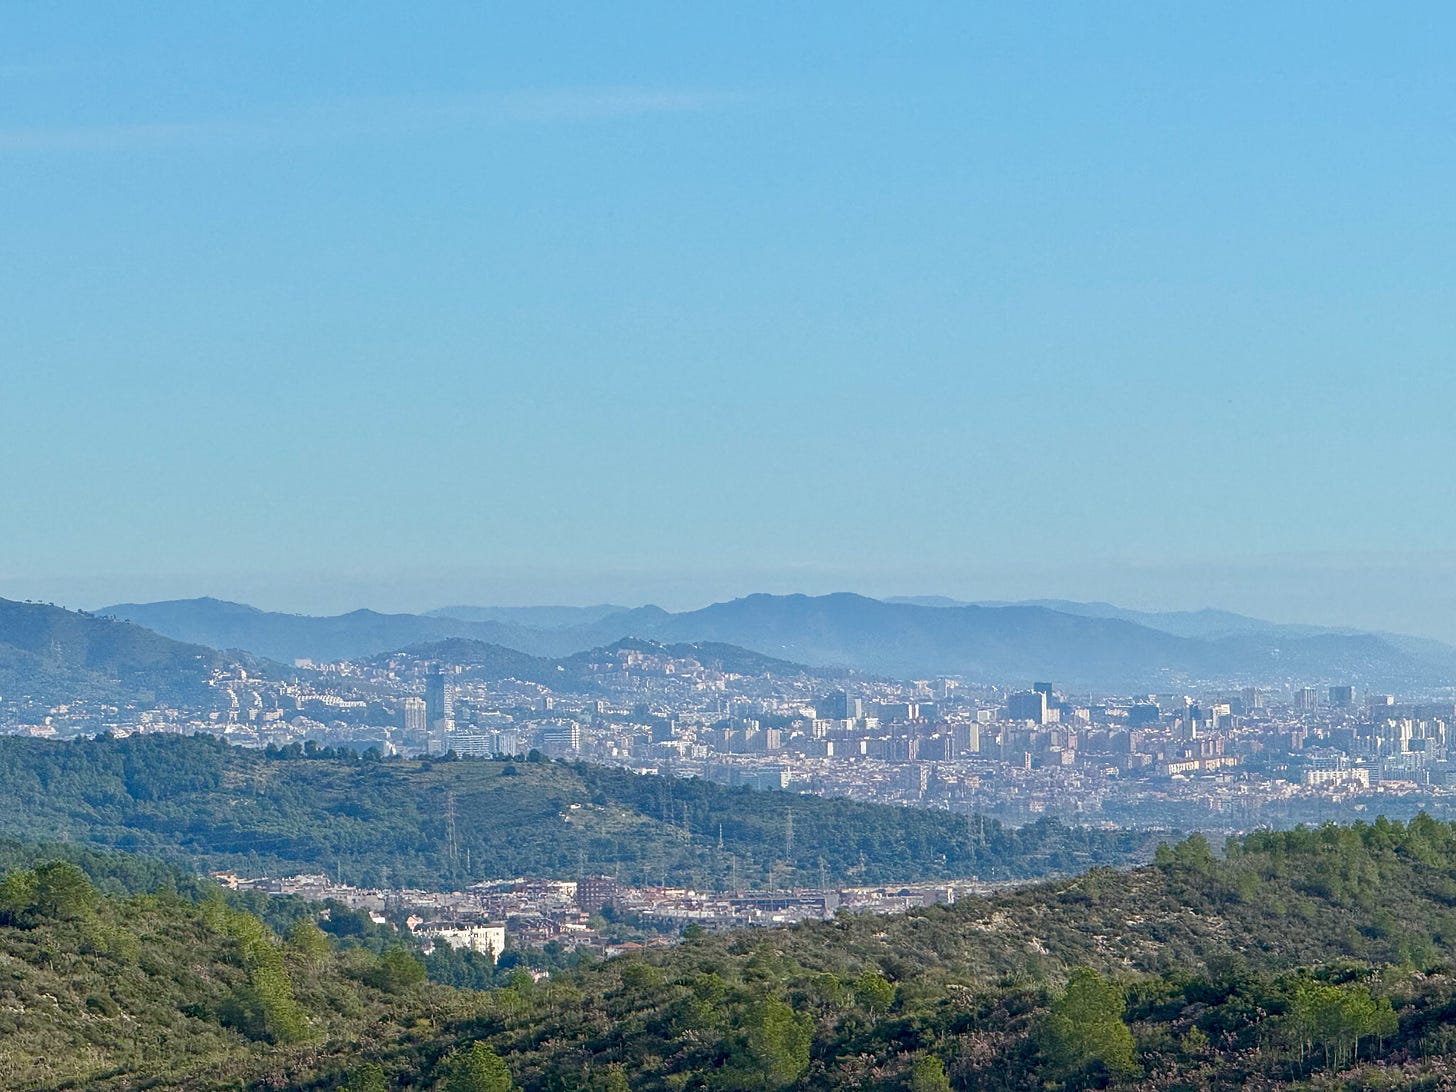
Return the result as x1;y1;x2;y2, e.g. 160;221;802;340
32;861;96;920
366;945;426;993
1155;833;1215;871
745;997;811;1089
809;971;847;1010
251;961;310;1042
852;969;895;1014
619;959;662;991
0;867;38;926
909;1054;953;1092
1039;967;1136;1086
286;917;331;966
1288;980;1399;1070
443;1042;514;1092
344;1063;388;1092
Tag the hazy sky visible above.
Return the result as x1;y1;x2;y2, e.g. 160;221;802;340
4;5;1456;634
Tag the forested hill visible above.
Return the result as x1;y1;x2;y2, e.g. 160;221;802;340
438;814;1456;1090
0;854;470;1090
0;734;1151;889
0;598;259;707
16;819;1456;1087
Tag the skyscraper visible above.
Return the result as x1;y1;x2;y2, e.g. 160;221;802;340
1007;690;1049;724
425;663;451;751
819;690;862;720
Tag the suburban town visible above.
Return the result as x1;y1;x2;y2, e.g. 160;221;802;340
216;866;1001;969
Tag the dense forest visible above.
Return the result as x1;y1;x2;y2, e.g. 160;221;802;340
0;734;1153;888
16;817;1456;1087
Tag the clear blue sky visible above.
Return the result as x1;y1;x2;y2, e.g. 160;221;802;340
4;4;1456;635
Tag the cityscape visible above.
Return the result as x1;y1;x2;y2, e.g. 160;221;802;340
9;619;1452;833
9;3;1456;1087
7;593;1456;969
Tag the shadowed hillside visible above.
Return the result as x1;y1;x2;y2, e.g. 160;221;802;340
0;598;258;707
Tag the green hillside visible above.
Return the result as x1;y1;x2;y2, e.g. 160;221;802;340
0;734;1149;889
0;854;481;1091
396;815;1456;1090
15;818;1456;1088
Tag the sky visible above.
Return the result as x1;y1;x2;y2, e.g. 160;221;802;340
4;4;1456;635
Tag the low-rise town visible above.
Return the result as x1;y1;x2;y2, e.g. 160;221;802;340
216;866;1009;968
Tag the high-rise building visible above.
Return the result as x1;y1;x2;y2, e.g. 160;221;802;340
576;875;622;914
953;722;981;754
536;721;581;758
401;696;427;733
425;664;454;736
819;690;862;720
1007;690;1048;724
1127;701;1161;727
1329;685;1355;707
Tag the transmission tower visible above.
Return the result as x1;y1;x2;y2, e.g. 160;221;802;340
444;789;459;874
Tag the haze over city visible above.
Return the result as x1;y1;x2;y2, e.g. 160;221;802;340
7;4;1456;637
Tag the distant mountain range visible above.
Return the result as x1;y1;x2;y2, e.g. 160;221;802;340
425;603;631;627
96;596;538;664
97;597;682;664
885;596;1343;638
886;596;1456;670
95;593;1456;690
0;598;261;707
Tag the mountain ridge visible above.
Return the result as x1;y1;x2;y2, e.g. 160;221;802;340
0;597;262;707
95;593;1456;689
367;636;847;690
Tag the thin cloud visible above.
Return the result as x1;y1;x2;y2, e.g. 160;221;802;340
0;86;736;152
